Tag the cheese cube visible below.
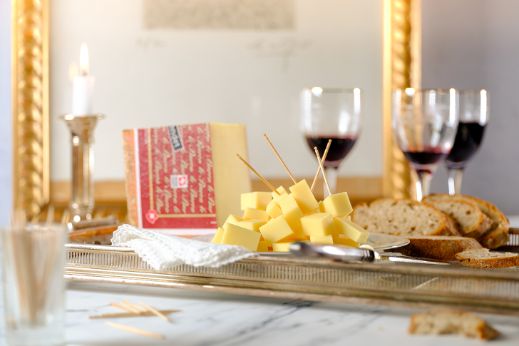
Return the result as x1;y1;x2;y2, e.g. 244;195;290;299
310;234;334;244
272;186;288;199
222;223;261;251
333;234;359;247
243;208;269;222
266;199;282;218
224;214;242;225
211;227;225;244
300;213;334;237
257;239;271;252
277;194;304;234
272;242;292;252
240;192;272;211
319;201;325;212
323;192;353;217
235;219;266;232
334;218;369;243
259;216;294;243
289;180;319;214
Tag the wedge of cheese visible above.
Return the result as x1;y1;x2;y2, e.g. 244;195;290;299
123;123;251;231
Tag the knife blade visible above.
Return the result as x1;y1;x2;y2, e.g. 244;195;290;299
289;242;449;265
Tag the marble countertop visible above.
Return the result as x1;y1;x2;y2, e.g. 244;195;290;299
27;283;519;346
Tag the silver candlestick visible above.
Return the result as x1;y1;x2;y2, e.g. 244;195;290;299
61;114;104;223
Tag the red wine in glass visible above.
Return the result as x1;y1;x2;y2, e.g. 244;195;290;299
305;135;358;168
446;122;486;169
403;148;447;173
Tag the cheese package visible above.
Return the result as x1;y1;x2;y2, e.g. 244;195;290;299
123;123;251;233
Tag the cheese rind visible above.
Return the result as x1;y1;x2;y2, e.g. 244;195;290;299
259;216;294;243
323;192;353;217
241;192;272;211
222;223;261;251
243;208;269;222
289;180;319;213
334;218;369;243
300;213;334;237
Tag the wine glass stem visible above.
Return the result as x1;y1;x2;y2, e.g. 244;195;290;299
448;168;464;195
415;170;432;201
324;167;337;196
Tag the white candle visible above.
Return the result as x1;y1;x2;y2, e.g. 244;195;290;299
72;43;95;115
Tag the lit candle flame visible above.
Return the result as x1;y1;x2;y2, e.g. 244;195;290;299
79;43;89;75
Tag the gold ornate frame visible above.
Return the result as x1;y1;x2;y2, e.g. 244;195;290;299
11;0;420;219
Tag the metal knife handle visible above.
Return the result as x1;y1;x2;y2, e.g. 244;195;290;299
289;242;376;263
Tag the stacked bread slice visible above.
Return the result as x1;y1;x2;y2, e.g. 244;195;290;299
352;194;509;249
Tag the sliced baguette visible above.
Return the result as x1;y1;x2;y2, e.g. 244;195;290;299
461;195;510;249
405;236;482;261
409;309;499;340
352;199;460;237
455;248;519;268
423;195;493;238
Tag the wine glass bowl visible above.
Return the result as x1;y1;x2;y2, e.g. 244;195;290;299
445;89;488;195
392;88;459;200
301;87;362;194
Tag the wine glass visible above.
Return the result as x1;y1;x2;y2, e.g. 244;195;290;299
445;89;489;195
392;88;459;201
301;87;361;196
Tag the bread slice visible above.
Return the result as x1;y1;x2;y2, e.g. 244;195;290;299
461;195;510;249
409;309;499;340
455;248;519;268
423;195;492;238
352;199;460;237
405;236;483;261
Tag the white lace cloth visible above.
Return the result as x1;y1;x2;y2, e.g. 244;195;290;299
111;224;257;270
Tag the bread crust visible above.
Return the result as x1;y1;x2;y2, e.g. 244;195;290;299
405;236;482;261
455;249;519;268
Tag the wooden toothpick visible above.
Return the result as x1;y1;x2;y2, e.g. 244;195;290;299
236;154;276;192
314;147;331;197
310;139;332;191
105;321;165;340
263;134;296;184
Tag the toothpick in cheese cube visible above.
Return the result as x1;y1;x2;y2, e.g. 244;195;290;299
310;234;334;245
243;208;269;222
323;192;353;217
222;223;261;251
240;192;272;211
289;180;319;214
277;194;304;234
259;215;295;243
272;242;292;252
334;218;369;243
211;227;225;244
266;199;282;218
300;213;334;237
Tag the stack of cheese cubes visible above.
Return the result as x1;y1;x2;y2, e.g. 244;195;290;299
211;179;369;252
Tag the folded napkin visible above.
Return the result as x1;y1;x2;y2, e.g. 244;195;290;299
111;224;256;270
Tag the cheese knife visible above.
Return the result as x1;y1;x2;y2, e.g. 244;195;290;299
289;242;449;265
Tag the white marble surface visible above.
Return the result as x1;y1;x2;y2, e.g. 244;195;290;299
3;283;518;346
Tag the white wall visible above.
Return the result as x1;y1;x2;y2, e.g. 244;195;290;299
0;0;12;226
50;0;383;181
423;0;519;214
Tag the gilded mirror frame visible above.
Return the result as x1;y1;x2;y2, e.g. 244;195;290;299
11;0;420;219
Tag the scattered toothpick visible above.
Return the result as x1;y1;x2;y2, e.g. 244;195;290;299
137;302;171;322
236;154;276;192
106;321;165;340
314;147;331;197
90;309;179;320
310;139;332;191
263;134;297;184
